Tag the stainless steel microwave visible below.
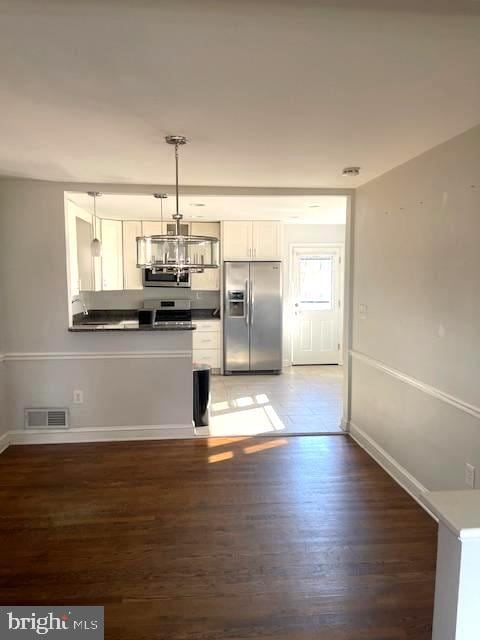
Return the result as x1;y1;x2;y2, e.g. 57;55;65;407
142;268;191;288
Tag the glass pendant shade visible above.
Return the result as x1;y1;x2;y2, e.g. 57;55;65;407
137;234;219;271
91;237;102;258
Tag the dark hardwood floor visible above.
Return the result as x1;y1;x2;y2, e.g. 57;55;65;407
0;436;436;639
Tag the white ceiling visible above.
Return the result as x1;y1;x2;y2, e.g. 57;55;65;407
66;192;347;224
2;1;480;188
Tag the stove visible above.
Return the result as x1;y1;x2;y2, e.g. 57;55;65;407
138;300;193;328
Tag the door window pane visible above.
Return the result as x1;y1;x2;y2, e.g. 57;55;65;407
299;256;333;310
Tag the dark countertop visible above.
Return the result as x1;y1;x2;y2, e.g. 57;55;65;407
191;308;221;320
69;321;196;332
69;308;220;332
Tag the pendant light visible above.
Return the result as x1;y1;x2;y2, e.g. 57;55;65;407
88;191;102;257
136;136;219;273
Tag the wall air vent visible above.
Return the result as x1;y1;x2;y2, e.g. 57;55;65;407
25;408;70;429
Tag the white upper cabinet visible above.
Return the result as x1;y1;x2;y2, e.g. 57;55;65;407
222;221;282;261
101;219;123;290
222;221;252;260
252;221;282;260
122;220;143;290
190;222;220;290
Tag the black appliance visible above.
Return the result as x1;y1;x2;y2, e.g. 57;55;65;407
138;300;193;328
143;268;191;288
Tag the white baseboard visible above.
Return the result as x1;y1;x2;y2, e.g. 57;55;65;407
348;421;437;521
0;431;9;454
282;359;292;368
6;424;194;446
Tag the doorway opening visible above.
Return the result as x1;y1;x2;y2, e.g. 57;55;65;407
207;195;351;438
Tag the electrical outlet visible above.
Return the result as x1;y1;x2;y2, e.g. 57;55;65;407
73;390;84;404
465;463;475;489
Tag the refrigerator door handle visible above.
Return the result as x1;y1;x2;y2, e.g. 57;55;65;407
250;275;254;327
245;279;249;326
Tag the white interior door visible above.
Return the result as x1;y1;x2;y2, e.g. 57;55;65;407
291;246;342;365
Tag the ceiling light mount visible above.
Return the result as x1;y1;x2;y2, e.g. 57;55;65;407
165;135;187;146
342;166;361;177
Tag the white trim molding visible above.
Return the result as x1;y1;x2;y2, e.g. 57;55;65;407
4;350;192;362
0;431;9;454
350;349;480;421
349;421;436;520
7;424;194;446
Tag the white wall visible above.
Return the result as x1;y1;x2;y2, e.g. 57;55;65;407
351;123;480;491
0;289;6;441
0;203;7;441
282;224;345;363
0;178;193;431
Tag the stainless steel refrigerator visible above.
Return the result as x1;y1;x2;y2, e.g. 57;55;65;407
223;261;282;374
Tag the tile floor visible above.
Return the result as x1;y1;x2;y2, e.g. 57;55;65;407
208;365;344;437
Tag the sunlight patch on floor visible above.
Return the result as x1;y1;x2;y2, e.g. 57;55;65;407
208;450;234;464
208;405;287;436
243;438;288;454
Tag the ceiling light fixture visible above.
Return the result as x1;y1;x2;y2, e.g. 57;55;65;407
342;166;360;177
88;191;102;257
136;136;219;275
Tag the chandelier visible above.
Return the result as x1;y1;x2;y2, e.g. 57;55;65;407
136;136;219;274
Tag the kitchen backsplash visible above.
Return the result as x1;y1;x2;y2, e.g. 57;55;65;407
80;289;220;310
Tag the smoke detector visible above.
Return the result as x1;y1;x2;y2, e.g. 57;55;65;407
342;166;360;177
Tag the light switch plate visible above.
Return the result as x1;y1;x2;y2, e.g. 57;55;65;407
73;390;84;404
465;463;475;489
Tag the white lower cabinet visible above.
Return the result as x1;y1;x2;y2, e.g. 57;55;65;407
193;332;221;350
192;320;221;373
193;349;221;370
